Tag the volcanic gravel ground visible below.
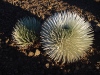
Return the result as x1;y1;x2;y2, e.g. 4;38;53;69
0;0;100;75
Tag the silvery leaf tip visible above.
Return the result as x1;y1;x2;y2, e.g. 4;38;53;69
12;17;40;49
41;11;94;64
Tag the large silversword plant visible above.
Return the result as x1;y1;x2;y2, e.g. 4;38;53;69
41;11;94;64
12;17;41;49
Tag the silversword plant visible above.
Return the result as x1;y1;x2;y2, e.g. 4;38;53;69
41;11;94;64
12;17;40;49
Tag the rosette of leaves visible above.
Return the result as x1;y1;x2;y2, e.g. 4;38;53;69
41;11;94;64
12;17;41;49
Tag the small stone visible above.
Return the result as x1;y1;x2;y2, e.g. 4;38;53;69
35;49;40;56
96;66;99;69
64;69;67;72
90;48;94;53
97;61;100;63
60;67;63;69
94;20;98;23
97;24;100;26
28;52;34;57
6;38;9;43
95;0;100;2
67;69;70;72
47;58;51;62
45;63;49;68
52;63;54;66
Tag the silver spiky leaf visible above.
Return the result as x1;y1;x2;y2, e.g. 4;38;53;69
41;11;94;64
12;17;40;49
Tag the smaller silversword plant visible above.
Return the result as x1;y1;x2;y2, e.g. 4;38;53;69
41;11;94;64
12;17;40;49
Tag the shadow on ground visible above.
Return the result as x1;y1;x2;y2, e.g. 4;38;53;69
0;1;48;75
